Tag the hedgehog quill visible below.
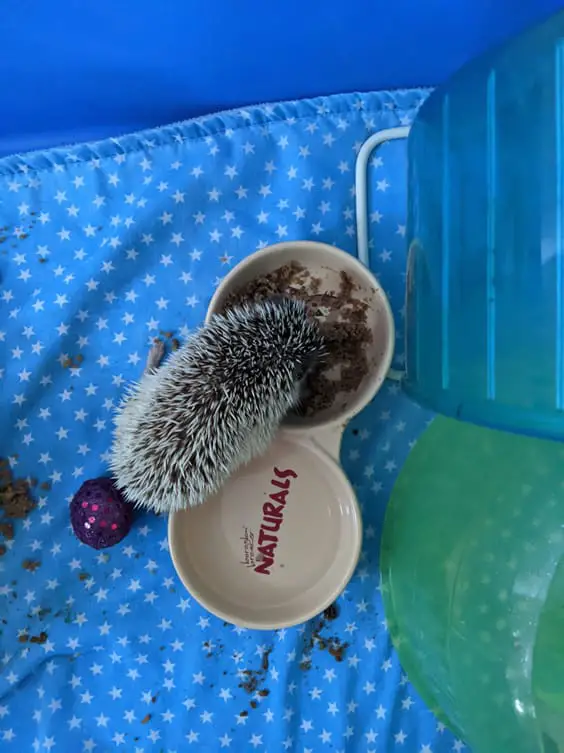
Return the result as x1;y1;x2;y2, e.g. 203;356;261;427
110;298;325;514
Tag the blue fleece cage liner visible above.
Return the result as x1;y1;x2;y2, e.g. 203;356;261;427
1;3;564;753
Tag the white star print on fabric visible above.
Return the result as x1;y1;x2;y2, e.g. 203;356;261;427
0;89;466;752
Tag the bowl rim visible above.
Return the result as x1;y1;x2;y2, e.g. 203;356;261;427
206;240;396;432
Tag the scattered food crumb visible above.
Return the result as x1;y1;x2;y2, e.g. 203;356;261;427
239;647;273;699
239;711;248;718
18;634;29;643
323;603;339;621
39;481;51;491
261;647;272;672
239;673;258;694
0;463;36;519
62;355;84;370
300;604;348;670
78;572;90;581
30;632;48;644
0;545;5;557
22;559;41;572
141;714;151;724
0;522;14;540
329;641;349;662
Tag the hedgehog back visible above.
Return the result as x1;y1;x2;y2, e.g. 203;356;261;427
110;299;324;513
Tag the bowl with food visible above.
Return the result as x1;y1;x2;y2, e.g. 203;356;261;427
169;241;394;629
212;241;395;438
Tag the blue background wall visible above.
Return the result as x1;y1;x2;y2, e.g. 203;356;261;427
2;0;564;155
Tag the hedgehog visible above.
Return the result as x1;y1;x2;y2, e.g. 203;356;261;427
110;298;326;514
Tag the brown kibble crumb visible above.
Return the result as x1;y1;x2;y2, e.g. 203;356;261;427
250;700;257;709
323;603;339;621
239;711;248;717
18;634;29;643
329;642;349;662
151;696;157;704
171;338;180;351
22;559;41;572
39;481;51;491
239;675;258;694
39;257;47;264
0;522;14;540
141;714;151;724
304;608;350;666
75;354;84;364
78;572;90;581
223;263;372;417
30;632;48;644
0;464;36;520
258;689;270;697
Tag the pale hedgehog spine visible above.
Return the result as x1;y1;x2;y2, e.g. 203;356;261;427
110;298;325;514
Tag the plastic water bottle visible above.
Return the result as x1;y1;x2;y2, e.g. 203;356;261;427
405;9;564;441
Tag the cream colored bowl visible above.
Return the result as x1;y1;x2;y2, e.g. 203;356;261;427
169;241;394;629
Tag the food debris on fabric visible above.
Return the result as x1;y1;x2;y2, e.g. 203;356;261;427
300;602;350;669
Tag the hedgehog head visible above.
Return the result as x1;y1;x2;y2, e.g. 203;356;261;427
203;297;326;391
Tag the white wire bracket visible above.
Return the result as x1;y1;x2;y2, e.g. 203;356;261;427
354;126;411;382
355;126;411;267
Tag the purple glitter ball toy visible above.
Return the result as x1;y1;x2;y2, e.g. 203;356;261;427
70;477;133;549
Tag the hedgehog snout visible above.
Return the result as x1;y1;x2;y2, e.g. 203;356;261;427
293;343;326;389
